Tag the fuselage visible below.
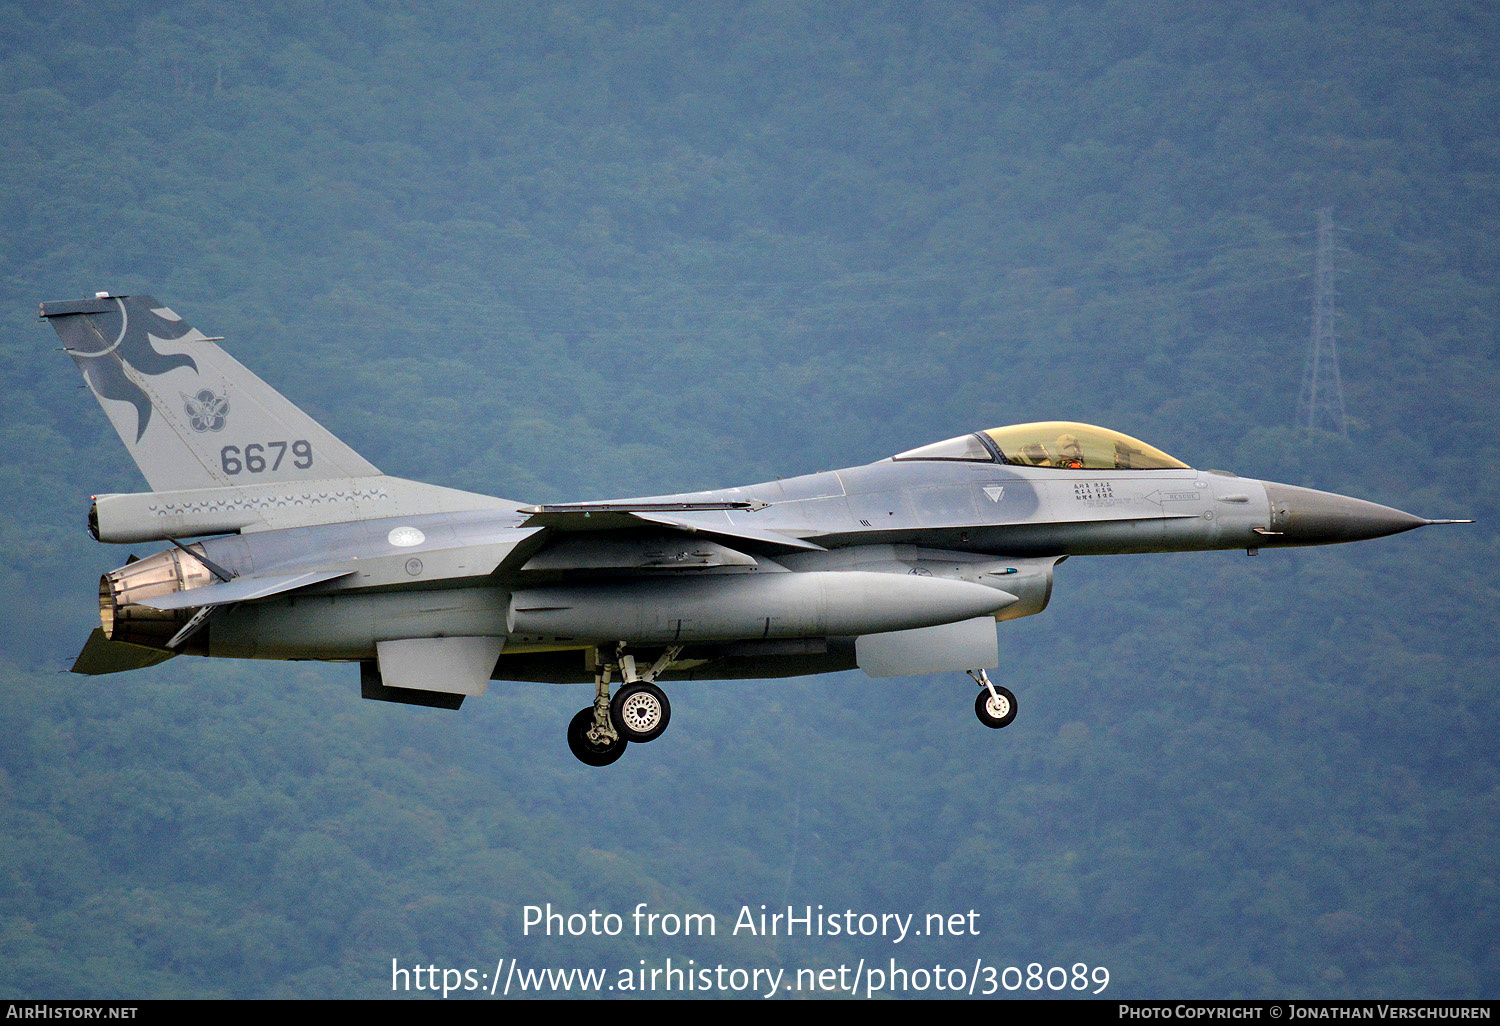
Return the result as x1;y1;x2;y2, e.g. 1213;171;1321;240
97;423;1429;685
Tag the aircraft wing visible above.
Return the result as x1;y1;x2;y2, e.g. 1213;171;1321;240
517;502;825;553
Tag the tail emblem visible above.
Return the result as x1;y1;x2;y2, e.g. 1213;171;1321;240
66;297;198;442
181;389;230;432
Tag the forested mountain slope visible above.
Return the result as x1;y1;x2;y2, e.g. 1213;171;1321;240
0;1;1495;998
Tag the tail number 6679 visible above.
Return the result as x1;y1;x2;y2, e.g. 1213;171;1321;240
220;440;313;475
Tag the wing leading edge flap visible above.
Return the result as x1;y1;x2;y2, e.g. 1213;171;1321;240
518;507;824;552
136;569;355;611
632;511;825;551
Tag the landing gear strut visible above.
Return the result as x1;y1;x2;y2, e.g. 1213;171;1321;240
568;658;627;767
968;668;1017;729
567;643;682;765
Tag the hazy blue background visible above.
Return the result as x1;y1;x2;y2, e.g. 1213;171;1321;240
1;0;1495;998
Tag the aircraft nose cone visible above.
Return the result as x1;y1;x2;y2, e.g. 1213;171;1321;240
1262;481;1429;545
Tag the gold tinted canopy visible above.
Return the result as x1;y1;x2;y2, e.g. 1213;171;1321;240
895;421;1189;470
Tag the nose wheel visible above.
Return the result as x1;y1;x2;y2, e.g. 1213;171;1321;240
968;669;1017;729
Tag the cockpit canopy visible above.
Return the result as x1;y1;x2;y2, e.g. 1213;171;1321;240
893;421;1189;471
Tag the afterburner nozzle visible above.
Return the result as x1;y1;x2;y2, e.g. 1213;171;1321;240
98;546;214;648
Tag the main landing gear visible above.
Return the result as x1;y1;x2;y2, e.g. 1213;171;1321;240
567;643;682;767
967;668;1017;729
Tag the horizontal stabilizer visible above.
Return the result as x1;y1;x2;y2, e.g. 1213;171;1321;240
137;569;354;611
71;628;176;675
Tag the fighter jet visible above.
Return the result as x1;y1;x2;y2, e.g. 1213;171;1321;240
43;293;1469;765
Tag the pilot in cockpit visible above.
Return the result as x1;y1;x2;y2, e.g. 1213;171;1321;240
1054;433;1085;469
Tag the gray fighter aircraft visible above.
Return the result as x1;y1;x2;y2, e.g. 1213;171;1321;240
43;293;1469;765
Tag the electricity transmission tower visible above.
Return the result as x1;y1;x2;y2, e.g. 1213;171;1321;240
1296;207;1349;435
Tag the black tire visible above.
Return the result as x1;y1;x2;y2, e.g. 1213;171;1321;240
610;682;671;743
567;707;628;766
974;685;1017;729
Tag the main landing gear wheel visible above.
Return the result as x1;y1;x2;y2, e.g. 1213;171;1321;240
611;682;671;742
567;707;628;767
974;685;1018;729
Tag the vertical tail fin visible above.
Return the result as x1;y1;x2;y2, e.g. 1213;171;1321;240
41;293;380;492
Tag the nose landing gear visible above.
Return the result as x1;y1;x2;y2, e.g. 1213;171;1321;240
968;668;1017;729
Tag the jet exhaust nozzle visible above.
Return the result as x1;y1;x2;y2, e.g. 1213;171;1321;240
99;546;215;650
